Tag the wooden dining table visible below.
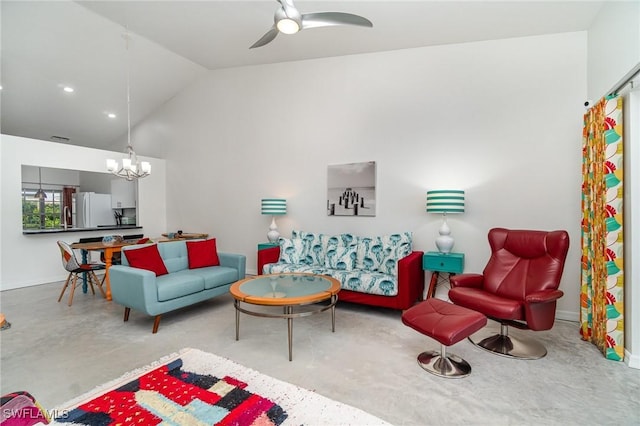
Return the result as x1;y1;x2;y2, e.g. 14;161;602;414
71;240;140;301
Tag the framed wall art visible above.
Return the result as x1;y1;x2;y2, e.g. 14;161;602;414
327;161;376;217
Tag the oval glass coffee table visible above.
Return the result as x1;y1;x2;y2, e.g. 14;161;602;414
230;273;341;361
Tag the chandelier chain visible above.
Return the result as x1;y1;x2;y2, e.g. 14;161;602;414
106;28;151;180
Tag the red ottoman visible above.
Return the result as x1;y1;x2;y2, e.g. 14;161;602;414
402;298;487;378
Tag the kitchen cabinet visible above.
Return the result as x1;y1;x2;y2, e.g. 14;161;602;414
110;179;136;209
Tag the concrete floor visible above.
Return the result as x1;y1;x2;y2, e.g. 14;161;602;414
1;280;639;425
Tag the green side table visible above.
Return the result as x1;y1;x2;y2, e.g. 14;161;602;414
258;242;279;250
423;251;465;299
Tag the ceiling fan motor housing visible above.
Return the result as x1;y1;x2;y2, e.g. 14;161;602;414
275;5;302;34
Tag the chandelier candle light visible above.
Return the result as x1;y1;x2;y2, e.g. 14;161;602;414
426;190;465;254
261;198;287;242
106;31;151;181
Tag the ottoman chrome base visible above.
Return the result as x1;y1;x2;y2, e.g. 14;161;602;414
402;299;487;379
417;346;471;378
469;323;547;360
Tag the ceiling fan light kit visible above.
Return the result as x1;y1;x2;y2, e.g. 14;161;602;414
251;0;373;48
275;4;301;34
277;18;300;34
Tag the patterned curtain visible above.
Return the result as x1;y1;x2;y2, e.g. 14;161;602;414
580;95;624;361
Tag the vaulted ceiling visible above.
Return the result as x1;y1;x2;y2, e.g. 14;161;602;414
1;1;603;152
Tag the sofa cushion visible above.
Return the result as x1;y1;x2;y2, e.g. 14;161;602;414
124;244;168;276
278;238;305;264
356;236;386;272
292;230;325;266
187;266;240;290
379;232;413;275
325;245;357;270
262;263;399;297
329;269;398;296
322;233;359;250
156;271;204;301
157;241;189;273
263;263;325;275
187;238;220;269
290;231;362;266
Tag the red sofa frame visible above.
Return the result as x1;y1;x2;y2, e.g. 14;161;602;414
257;246;425;310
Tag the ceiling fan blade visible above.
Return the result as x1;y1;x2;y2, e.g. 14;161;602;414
250;26;279;49
301;12;373;30
278;0;299;19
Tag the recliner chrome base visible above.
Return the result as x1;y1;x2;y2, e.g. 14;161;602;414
469;323;547;360
417;347;472;378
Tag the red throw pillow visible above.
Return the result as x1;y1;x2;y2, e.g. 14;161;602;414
187;238;220;269
124;244;168;276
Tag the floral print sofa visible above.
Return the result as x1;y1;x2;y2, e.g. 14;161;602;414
257;231;424;310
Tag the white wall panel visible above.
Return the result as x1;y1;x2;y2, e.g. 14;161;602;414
136;32;587;319
0;135;167;290
587;1;640;99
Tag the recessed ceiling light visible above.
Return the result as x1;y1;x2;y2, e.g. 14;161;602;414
0;85;3;90
63;86;74;93
107;113;116;119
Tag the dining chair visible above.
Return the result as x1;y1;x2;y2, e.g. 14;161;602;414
57;240;106;306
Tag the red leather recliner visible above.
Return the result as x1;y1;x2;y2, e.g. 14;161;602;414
448;228;570;359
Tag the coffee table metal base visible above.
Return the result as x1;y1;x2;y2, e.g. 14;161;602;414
234;295;338;361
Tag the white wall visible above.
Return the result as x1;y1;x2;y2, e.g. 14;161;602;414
587;1;640;99
21;166;81;190
0;135;167;290
131;32;587;320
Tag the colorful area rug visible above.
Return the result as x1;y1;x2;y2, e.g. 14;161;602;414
51;348;389;425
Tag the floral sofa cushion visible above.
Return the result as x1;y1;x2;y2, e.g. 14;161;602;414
291;230;325;265
379;232;413;275
325;245;358;270
355;232;412;274
290;231;359;267
263;263;398;297
277;238;305;264
267;231;413;297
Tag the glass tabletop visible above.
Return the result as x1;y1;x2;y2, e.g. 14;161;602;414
239;274;334;299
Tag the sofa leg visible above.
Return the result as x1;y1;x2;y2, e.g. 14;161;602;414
152;315;161;334
124;307;130;322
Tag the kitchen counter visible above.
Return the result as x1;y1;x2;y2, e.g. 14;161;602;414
23;225;142;235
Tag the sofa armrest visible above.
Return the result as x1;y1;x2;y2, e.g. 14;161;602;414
257;246;280;275
397;251;425;307
218;252;247;280
450;273;484;289
109;265;159;315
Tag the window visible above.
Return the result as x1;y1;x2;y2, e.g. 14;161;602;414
22;187;62;229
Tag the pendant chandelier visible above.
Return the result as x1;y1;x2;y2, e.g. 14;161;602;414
106;30;150;181
34;167;47;199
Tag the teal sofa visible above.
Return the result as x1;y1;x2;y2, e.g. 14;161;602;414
109;240;246;333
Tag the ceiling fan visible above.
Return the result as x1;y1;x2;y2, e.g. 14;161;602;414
250;0;373;49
